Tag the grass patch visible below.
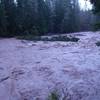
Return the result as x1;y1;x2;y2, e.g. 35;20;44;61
96;41;100;46
17;35;79;42
48;91;59;100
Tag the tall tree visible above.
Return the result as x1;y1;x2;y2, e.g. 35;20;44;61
2;0;16;36
90;0;100;29
90;0;100;13
0;0;7;36
36;0;50;35
0;0;96;37
0;0;17;36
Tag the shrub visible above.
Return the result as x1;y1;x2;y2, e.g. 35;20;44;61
96;41;100;46
95;22;100;30
48;92;59;100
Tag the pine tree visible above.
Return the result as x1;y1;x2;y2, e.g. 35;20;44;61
0;0;7;36
90;0;100;29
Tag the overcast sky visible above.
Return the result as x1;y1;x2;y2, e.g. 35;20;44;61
14;0;92;11
79;0;92;10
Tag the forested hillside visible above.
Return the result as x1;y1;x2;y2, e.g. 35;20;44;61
0;0;97;37
90;0;100;29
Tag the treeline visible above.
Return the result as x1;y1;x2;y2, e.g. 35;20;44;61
90;0;100;29
90;0;100;13
0;0;95;37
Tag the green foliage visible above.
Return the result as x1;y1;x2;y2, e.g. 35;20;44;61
0;0;8;36
96;41;100;46
94;22;100;30
48;92;59;100
90;0;100;29
29;26;39;36
90;0;100;13
0;0;96;37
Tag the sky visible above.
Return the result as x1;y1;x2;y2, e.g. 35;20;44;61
14;0;92;11
79;0;92;10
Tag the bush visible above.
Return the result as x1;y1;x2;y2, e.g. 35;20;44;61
29;26;39;36
96;41;100;46
48;92;59;100
94;22;100;30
